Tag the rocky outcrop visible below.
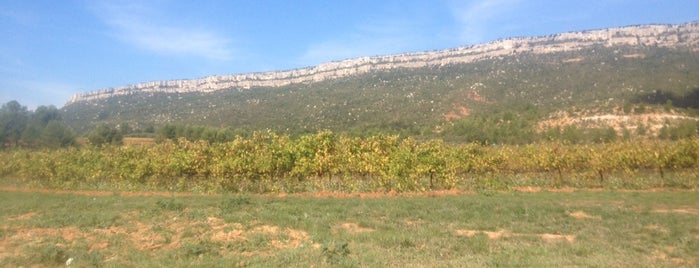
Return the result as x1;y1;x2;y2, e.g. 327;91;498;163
66;22;699;105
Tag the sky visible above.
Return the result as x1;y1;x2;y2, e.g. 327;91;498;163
1;0;698;109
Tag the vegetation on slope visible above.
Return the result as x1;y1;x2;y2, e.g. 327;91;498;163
61;46;699;138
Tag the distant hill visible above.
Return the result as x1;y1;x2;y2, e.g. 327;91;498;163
62;22;699;138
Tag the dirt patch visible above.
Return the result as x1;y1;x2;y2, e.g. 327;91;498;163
0;227;22;260
568;210;600;220
210;228;245;242
424;189;465;197
2;186;695;199
90;241;109;251
652;208;699;215
333;223;374;234
513;186;541;193
454;229;479;237
93;221;179;251
0;225;94;261
288;189;469;199
644;224;669;234
0;186;467;199
8;226;83;242
537;110;698;136
8;212;39;221
561;200;627;208
0;186;114;197
122;137;156;146
117;191;208;197
622;53;645;59
288;190;397;199
270;227;310;249
444;106;470;121
540;233;576;243
617;188;696;193
1;213;311;262
465;90;489;103
650;247;693;265
482;230;508;239
455;229;575;243
455;229;509;239
563;57;584;63
404;219;424;229
546;187;577;193
0;186;210;197
185;219;309;251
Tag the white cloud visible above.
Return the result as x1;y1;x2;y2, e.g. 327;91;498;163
449;0;523;44
90;1;233;60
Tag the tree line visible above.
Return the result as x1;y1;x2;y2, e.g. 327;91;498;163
3;99;697;151
0;101;76;149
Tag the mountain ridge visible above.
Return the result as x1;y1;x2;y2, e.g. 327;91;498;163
66;21;699;106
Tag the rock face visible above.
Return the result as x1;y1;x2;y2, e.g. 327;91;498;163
66;22;699;105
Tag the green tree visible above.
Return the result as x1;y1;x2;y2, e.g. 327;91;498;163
88;124;123;146
160;125;177;140
20;105;72;148
41;121;76;148
20;123;43;147
0;100;29;148
32;105;61;125
119;122;132;135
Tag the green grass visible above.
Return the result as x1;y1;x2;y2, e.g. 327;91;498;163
1;190;698;267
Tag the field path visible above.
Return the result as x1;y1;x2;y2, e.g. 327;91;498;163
0;186;695;198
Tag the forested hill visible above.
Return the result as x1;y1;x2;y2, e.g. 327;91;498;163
61;22;699;139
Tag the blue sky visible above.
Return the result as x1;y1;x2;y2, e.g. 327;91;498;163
1;0;697;109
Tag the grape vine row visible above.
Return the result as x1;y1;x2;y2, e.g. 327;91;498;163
1;131;697;193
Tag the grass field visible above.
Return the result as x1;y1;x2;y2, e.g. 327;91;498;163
1;189;698;267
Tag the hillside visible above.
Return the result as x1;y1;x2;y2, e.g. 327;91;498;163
61;22;699;138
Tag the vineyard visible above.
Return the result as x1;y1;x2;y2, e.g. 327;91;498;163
1;131;698;193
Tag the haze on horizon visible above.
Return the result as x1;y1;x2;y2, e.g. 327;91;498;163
1;0;698;109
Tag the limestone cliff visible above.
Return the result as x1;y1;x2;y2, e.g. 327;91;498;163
66;22;699;105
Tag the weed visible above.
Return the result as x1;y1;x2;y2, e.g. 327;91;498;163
322;240;350;264
399;239;415;248
75;251;103;267
465;233;490;254
219;196;252;214
475;187;496;196
182;240;220;258
39;245;69;265
245;232;272;250
156;199;185;211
